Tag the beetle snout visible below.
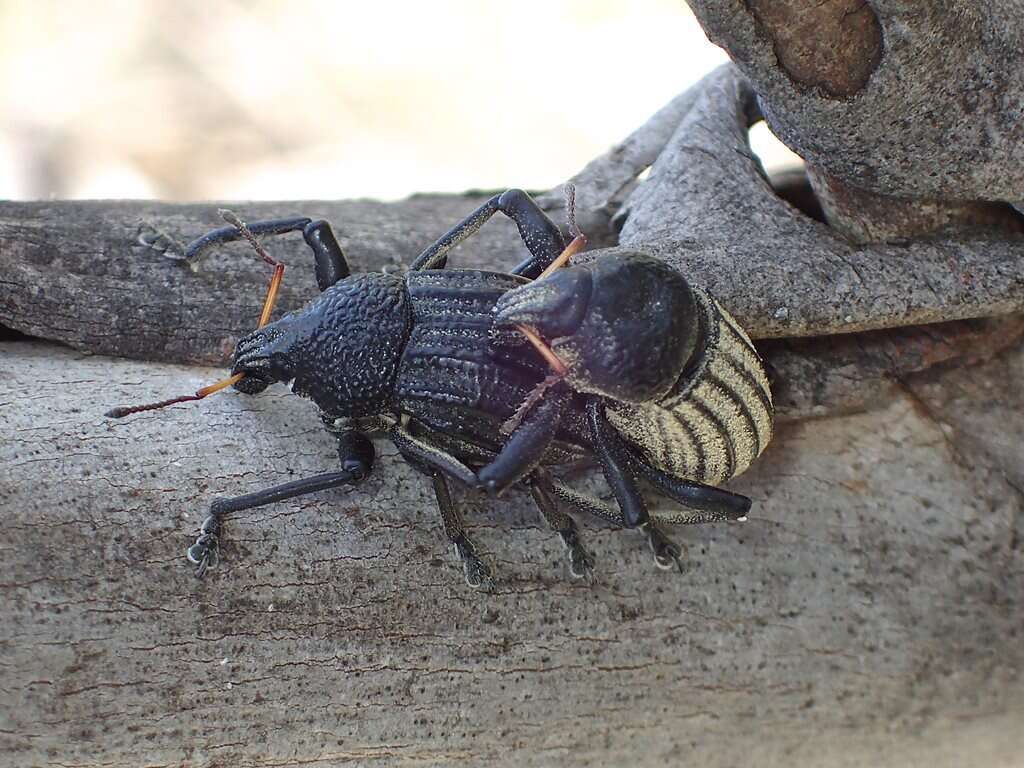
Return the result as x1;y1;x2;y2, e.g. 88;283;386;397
492;267;592;340
231;326;291;392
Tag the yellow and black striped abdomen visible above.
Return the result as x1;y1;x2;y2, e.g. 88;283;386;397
605;291;773;485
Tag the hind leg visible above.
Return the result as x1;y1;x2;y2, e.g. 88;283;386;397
528;470;595;579
604;424;752;523
585;398;650;529
544;479;684;573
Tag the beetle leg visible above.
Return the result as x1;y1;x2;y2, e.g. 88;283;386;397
529;470;595;580
428;471;493;590
605;425;753;523
544;479;684;573
410;188;566;274
547;481;627;527
187;431;374;577
387;424;479;488
476;381;570;496
634;460;751;524
585;398;649;529
501;188;572;278
187;469;365;577
174;216;350;290
642;521;686;573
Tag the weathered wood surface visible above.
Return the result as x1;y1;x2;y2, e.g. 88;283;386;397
1;341;1022;766
0;195;520;366
686;2;1024;202
618;66;1024;337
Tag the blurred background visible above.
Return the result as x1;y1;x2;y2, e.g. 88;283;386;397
0;0;796;201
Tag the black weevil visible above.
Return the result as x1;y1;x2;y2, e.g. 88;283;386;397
115;189;773;586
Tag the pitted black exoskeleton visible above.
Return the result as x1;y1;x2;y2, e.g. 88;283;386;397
175;189;773;586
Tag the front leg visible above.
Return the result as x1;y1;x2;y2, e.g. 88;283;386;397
528;470;595;580
188;430;374;576
476;381;570;496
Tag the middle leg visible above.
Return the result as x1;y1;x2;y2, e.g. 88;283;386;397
410;188;567;276
429;471;493;589
546;478;685;572
529;470;595;579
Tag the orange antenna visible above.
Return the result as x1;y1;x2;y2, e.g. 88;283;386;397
106;211;286;419
499;325;571;436
534;233;586;281
501;187;586;434
514;324;568;377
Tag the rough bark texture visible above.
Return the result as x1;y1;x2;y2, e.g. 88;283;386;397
805;167;1024;244
686;1;1024;202
617;66;1024;338
763;314;1024;420
2;340;1022;767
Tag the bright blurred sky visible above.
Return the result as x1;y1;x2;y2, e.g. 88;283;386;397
0;0;794;201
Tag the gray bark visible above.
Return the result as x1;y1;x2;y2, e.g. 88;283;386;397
1;341;1022;766
686;1;1024;201
616;66;1024;336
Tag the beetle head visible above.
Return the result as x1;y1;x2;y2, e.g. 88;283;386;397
232;271;411;417
493;251;700;403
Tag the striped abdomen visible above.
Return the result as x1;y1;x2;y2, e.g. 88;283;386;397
605;290;773;485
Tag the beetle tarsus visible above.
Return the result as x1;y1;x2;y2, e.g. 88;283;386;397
559;527;596;580
137;222;187;259
643;523;686;574
187;514;222;578
528;472;596;580
454;535;493;590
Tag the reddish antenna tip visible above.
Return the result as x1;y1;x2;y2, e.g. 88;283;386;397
105;407;133;419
